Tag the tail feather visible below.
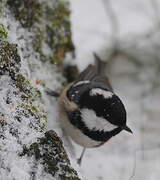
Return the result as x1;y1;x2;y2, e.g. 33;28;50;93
75;53;113;91
93;53;113;91
93;52;107;76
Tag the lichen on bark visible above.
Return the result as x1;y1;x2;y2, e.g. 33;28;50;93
0;24;8;38
0;40;20;79
21;130;80;180
0;39;46;135
0;0;81;179
7;0;75;65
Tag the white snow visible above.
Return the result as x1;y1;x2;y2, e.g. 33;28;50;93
0;75;45;180
0;2;65;180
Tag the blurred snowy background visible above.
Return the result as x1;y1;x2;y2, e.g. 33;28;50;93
67;0;160;179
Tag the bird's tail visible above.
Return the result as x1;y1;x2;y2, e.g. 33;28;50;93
93;52;107;76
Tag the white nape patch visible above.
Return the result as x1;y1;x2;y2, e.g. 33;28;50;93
90;88;113;99
81;108;117;132
73;80;90;87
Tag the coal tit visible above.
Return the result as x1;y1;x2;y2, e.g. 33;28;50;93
58;55;132;150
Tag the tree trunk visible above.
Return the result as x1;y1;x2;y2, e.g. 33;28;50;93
0;0;80;179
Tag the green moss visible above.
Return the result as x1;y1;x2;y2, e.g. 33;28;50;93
0;40;46;130
20;130;80;179
45;1;74;64
15;103;47;130
32;28;45;53
0;40;21;79
15;74;41;100
28;0;74;65
59;164;80;180
0;113;6;128
0;24;8;38
0;1;79;177
32;1;74;65
0;40;20;65
7;0;43;28
7;0;74;64
18;103;47;121
19;104;40;113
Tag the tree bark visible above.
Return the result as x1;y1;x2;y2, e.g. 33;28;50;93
0;0;80;179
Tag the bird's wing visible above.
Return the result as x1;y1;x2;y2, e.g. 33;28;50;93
92;75;113;92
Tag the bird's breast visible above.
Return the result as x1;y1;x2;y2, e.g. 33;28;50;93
59;106;103;147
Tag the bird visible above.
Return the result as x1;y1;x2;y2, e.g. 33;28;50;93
47;53;132;164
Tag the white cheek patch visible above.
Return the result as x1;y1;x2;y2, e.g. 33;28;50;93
73;80;90;87
81;108;117;132
90;88;113;99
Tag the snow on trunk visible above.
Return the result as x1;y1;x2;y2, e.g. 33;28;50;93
0;0;80;179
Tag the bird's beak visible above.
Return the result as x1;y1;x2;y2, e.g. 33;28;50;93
123;125;133;134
